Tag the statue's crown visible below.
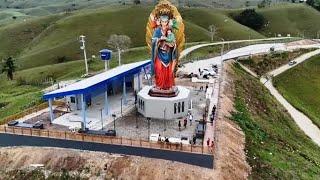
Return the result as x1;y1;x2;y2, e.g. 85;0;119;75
155;0;174;18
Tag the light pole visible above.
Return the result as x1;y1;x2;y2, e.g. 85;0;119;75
120;97;123;117
135;102;138;129
79;35;89;75
112;114;116;131
163;108;166;132
100;108;103;130
220;38;225;62
147;117;151;139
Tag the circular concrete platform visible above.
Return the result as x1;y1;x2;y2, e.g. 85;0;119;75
137;86;191;120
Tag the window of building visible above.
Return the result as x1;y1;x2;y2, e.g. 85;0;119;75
178;102;181;113
174;103;177;114
182;102;185;112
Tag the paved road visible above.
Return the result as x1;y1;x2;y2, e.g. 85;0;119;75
0;133;213;168
181;40;320;147
180;37;294;59
260;49;320;146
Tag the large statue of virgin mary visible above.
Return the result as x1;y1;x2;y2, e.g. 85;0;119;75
146;0;185;97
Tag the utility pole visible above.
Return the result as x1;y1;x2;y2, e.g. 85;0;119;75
118;48;121;66
79;35;89;75
220;38;225;62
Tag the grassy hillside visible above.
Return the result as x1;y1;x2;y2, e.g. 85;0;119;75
181;8;265;41
258;4;320;38
273;55;320;128
0;14;65;58
14;6;214;70
232;63;320;179
1;4;319;71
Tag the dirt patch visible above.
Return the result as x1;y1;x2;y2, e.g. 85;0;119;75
212;61;251;180
0;147;215;179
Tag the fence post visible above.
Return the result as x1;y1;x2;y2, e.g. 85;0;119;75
82;134;84;141
47;130;49;137
30;128;32;136
4;126;6;133
101;136;103;143
21;128;23;135
191;144;193;152
120;137;122;144
65;131;67;139
12;127;15;134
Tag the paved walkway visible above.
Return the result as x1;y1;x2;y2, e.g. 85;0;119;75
260;49;320;146
0;133;213;168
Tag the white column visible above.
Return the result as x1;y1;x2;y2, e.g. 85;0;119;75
48;98;54;123
138;72;141;90
123;76;127;105
104;87;109;115
118;48;121;66
81;94;87;130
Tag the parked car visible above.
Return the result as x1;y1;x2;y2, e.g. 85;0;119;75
105;129;116;136
202;68;216;76
168;137;182;144
150;133;160;142
181;136;190;145
7;120;18;127
33;123;44;129
195;124;205;138
289;60;297;66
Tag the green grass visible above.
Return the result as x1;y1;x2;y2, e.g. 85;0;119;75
0;75;42;120
14;6;212;70
257;4;320;38
239;49;313;76
232;63;320;179
273;55;320;128
0;14;65;58
181;8;265;41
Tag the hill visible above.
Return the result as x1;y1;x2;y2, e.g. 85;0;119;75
273;55;320;128
8;5;266;70
232;63;320;179
257;4;320;38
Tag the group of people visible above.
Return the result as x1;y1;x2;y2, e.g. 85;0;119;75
178;112;193;131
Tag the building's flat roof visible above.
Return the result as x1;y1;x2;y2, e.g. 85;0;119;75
43;60;151;100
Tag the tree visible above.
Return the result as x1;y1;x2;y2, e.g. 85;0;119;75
107;34;131;66
208;25;218;42
1;57;16;80
234;9;266;31
245;1;250;7
307;0;320;11
258;0;271;8
133;0;141;4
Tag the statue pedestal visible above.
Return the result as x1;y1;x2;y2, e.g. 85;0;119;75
137;86;191;120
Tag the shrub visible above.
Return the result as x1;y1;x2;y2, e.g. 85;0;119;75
234;9;266;30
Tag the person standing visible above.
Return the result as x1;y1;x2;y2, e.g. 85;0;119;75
192;135;196;145
211;140;214;153
183;118;187;128
66;101;71;112
178;120;181;131
189;113;193;126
